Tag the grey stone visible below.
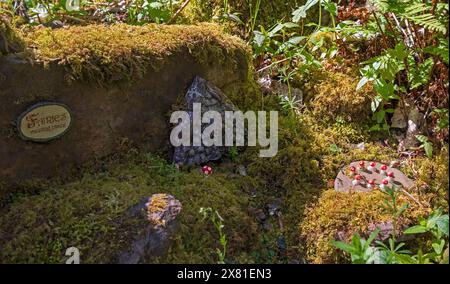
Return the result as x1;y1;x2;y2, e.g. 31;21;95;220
262;221;273;231
402;108;425;149
366;221;413;242
118;194;182;264
277;236;287;253
237;165;247;176
391;107;408;129
334;160;415;193
267;199;283;216
255;209;267;223
391;101;426;151
173;77;238;166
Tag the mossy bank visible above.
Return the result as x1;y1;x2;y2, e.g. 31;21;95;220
0;23;252;188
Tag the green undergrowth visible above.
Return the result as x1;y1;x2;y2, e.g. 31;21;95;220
181;0;328;32
299;189;434;264
0;60;447;264
227;71;448;264
0;16;25;55
21;23;250;85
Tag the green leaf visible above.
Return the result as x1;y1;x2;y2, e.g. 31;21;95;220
404;225;428;234
391;42;409;61
415;135;428;143
432;239;445;255
408;57;434;90
223;13;244;25
369;124;381;132
436;215;449;237
365;228;380;250
292;0;319;22
424;40;449;65
427;209;442;229
329;143;342;153
322;0;337;16
374;110;386;124
331;240;356;254
357;76;369;91
371;96;383;112
372;249;390;264
394;254;415;264
424;142;433;158
253;31;266;48
374;79;394;98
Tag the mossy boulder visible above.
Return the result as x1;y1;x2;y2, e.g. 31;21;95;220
0;23;252;190
23;23;251;84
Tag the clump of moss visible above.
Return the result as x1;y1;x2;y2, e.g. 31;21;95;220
247;114;321;192
405;147;449;210
299;190;433;264
0;17;25;55
23;23;250;85
304;70;375;123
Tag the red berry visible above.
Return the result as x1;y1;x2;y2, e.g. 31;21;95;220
359;161;365;167
370;162;376;167
349;166;356;172
355;175;362;180
387;171;395;178
382;179;389;185
368;179;375;185
202;166;213;175
381;165;388;170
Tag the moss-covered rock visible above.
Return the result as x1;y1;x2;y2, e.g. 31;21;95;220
22;23;250;84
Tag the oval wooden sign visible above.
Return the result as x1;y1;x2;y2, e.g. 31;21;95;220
17;102;72;142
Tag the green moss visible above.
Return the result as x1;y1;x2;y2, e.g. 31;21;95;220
304;70;375;124
404;147;449;210
22;23;250;85
0;16;26;55
0;152;263;263
299;190;433;264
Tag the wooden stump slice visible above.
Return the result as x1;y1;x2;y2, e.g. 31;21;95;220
334;161;414;193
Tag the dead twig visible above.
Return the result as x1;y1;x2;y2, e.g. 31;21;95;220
168;0;191;24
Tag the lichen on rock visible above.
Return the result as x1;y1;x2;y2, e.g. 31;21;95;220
146;194;182;228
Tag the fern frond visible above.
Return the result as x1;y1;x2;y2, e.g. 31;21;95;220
374;0;448;34
403;3;448;34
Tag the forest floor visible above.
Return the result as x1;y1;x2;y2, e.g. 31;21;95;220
0;0;448;264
